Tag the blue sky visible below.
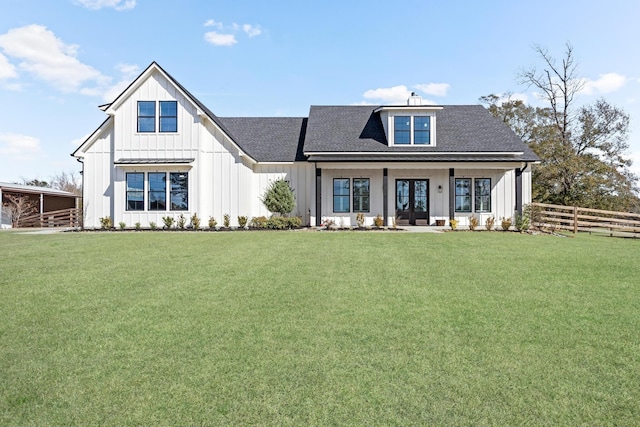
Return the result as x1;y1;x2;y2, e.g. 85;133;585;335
1;0;640;182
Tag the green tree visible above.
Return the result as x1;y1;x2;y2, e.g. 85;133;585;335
261;179;295;216
481;44;639;212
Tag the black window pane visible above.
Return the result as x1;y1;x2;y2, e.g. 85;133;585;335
126;172;144;211
148;172;166;211
170;172;188;211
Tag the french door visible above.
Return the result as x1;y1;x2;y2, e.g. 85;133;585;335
396;179;429;225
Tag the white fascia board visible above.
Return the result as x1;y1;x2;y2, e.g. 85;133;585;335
317;161;526;170
71;117;113;158
254;161;297;165
374;105;444;113
304;151;524;156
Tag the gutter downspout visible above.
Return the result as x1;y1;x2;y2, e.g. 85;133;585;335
76;157;84;229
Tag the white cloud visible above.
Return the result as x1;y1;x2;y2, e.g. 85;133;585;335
0;133;42;159
0;52;17;79
363;85;412;104
204;19;223;30
243;24;262;37
624;151;640;178
74;0;136;11
204;31;237;47
100;63;140;102
0;25;109;93
203;19;263;46
413;83;450;97
580;73;627;95
362;85;437;105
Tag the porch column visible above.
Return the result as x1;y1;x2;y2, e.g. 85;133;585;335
40;193;44;214
383;168;388;226
515;167;523;214
315;167;322;226
449;168;455;219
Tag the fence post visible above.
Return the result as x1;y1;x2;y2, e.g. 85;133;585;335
573;206;578;234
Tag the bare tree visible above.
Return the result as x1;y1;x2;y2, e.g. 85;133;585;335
518;43;584;146
2;194;38;228
50;171;82;195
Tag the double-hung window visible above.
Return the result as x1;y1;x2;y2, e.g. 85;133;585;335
455;178;491;213
159;101;177;132
137;101;156;133
475;178;491;212
333;178;350;213
137;101;178;133
392;115;432;145
455;178;472;213
126;173;144;211
170;173;188;211
148;172;166;210
353;178;370;213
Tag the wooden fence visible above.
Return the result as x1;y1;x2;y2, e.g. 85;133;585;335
18;208;81;228
531;202;640;237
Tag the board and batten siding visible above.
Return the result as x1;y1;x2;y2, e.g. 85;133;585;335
81;122;114;228
252;164;315;224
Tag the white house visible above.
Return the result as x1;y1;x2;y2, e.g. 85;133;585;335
72;62;539;229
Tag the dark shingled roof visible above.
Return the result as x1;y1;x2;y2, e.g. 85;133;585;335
303;105;539;162
218;117;308;162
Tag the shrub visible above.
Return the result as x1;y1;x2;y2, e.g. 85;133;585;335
223;214;230;228
208;216;217;229
321;217;336;229
177;214;186;229
485;216;495;231
356;213;365;228
135;222;141;231
190;213;201;230
288;216;302;228
162;216;174;229
149;221;157;230
237;216;248;229
267;216;288;230
501;217;512;231
250;216;268;229
449;218;458;230
118;221;126;230
515;209;530;232
469;215;479;231
261;178;295;216
99;217;113;229
373;214;384;228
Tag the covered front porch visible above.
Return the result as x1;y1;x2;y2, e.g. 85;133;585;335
311;162;530;227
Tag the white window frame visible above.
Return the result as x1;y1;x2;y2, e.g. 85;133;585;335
389;113;436;146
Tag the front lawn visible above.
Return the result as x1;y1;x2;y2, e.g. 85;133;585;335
1;231;638;425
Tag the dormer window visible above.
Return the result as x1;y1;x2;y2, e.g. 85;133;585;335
414;116;431;144
374;105;440;147
394;116;411;144
392;115;432;145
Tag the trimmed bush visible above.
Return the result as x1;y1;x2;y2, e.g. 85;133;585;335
237;216;248;229
191;213;201;230
250;216;268;229
261;179;295;216
162;216;174;229
208;217;217;229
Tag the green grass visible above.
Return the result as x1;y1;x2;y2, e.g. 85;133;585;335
1;230;639;426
